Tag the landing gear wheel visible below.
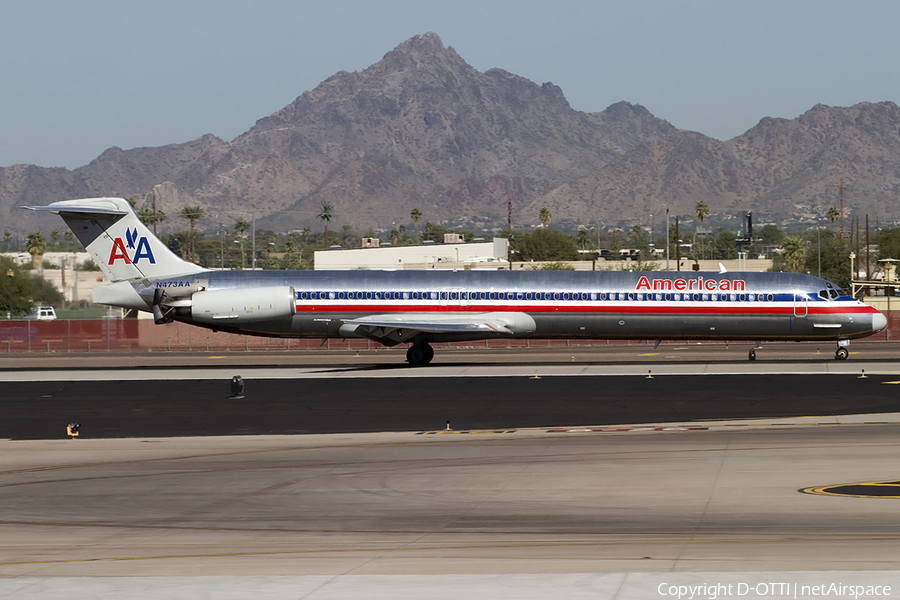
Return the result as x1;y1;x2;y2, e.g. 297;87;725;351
406;343;434;367
748;348;756;361
835;347;849;361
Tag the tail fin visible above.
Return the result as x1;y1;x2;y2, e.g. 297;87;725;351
25;197;204;282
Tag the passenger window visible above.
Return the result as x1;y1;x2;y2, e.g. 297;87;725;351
768;293;774;301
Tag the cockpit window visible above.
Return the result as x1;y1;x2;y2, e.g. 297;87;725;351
819;290;829;300
829;289;840;299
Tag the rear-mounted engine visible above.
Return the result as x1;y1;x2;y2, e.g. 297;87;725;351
190;286;296;323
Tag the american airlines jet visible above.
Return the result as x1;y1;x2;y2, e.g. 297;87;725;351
28;198;887;365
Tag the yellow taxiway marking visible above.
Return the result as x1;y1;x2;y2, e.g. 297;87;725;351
4;535;900;567
208;356;225;359
801;480;900;499
883;381;900;385
639;353;659;357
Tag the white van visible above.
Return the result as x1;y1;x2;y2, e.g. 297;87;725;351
33;306;57;321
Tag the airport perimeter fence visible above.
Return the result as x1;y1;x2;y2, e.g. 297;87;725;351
2;314;899;354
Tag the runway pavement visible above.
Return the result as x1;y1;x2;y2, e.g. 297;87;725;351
3;372;900;440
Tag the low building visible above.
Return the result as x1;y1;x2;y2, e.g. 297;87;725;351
314;239;509;270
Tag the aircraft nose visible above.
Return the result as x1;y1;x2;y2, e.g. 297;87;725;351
873;312;888;333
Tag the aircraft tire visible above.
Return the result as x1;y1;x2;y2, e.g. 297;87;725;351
835;347;849;361
748;349;756;361
406;343;433;367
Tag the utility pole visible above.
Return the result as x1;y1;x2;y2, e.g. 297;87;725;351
674;216;680;271
665;208;670;270
840;178;845;239
507;193;513;270
866;214;871;280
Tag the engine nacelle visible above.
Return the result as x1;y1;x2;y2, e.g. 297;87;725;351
190;286;296;324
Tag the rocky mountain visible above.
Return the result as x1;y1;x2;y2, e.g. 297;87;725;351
3;32;900;236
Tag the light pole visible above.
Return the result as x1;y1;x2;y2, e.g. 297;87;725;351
6;268;14;320
817;219;821;278
665;208;670;270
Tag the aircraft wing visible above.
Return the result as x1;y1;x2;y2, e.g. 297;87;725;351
341;313;516;346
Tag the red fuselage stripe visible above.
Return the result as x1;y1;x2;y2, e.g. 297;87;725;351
293;303;878;315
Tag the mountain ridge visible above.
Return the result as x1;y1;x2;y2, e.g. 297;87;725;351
3;32;899;235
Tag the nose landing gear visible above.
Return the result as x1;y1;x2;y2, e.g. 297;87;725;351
835;347;849;361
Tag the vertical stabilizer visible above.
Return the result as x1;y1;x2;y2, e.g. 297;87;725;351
26;197;204;282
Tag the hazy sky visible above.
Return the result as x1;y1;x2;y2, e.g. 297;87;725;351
3;0;899;169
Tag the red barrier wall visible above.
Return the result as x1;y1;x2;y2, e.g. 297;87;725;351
2;315;899;354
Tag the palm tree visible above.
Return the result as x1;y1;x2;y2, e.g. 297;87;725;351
26;232;47;271
180;206;205;261
137;207;155;227
538;207;551;228
694;200;710;224
50;229;60;251
694;200;710;259
63;231;74;251
4;231;13;251
410;207;423;243
138;205;167;235
827;206;839;227
781;234;806;273
234;217;250;269
318;201;334;245
576;228;591;251
168;230;198;261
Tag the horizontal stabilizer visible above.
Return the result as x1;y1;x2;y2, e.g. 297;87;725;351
25;204;128;216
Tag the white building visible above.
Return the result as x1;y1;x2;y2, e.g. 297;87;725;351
314;239;509;270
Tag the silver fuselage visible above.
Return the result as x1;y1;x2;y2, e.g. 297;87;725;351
124;269;884;345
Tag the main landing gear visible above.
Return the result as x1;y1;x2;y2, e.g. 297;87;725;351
406;342;434;367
